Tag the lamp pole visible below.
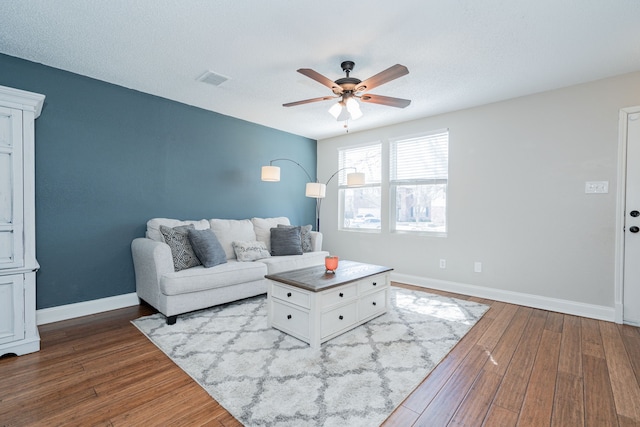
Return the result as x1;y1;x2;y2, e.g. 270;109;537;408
315;167;358;232
262;159;363;232
264;158;321;231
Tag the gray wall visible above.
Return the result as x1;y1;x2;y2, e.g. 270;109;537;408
0;53;317;309
318;71;640;310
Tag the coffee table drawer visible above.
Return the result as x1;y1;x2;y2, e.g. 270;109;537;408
358;288;388;320
321;284;356;308
321;302;357;338
271;283;310;309
356;274;388;294
271;300;310;340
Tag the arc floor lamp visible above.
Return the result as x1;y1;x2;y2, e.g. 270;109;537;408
261;158;365;231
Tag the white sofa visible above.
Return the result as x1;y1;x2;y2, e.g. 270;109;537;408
131;216;329;324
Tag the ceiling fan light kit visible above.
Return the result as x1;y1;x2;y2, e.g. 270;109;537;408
284;60;411;125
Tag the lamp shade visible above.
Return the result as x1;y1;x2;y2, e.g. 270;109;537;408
328;102;343;119
347;172;365;187
261;165;281;182
305;182;326;198
329;99;362;121
345;97;363;120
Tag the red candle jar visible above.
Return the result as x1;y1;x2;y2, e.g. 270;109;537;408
325;256;339;273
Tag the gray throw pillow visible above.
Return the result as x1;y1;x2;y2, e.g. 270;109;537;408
160;224;202;271
277;224;313;252
188;228;227;268
270;227;303;256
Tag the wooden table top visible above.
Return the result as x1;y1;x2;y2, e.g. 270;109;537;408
265;260;393;292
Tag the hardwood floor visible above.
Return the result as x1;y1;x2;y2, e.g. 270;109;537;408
2;283;639;426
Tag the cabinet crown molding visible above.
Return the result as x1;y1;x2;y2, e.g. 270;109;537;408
0;85;45;118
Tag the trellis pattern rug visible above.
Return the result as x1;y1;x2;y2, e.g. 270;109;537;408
132;287;489;427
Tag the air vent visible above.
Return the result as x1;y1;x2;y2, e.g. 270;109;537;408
197;70;229;86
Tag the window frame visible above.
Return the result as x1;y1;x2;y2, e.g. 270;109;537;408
338;142;382;232
389;129;449;236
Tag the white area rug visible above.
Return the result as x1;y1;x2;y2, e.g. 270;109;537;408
132;287;488;427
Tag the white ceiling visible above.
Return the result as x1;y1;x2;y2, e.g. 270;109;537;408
2;1;639;140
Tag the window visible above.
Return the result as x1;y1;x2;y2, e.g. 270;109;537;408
390;130;448;234
339;143;381;231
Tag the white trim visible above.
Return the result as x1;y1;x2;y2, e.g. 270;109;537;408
36;293;139;325
391;272;616;322
615;106;640;324
0;85;45;118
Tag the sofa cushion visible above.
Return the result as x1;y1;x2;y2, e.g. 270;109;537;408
147;218;210;242
160;260;267;295
258;251;330;275
210;219;257;260
160;225;202;271
232;241;271;262
188;228;227;268
277;224;313;253
251;217;291;252
270;227;303;256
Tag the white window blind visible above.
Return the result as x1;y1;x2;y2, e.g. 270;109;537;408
390;131;448;182
339;144;381;186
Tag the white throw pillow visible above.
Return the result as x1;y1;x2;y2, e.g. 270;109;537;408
232;241;271;262
210;219;257;259
251;217;291;252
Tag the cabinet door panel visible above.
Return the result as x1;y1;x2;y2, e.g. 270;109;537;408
321;302;357;339
0;107;23;269
0;274;24;345
0;110;13;146
0;152;12;223
271;299;310;340
358;289;388;321
0;231;15;264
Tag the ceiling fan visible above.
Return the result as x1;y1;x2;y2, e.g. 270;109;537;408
283;60;411;121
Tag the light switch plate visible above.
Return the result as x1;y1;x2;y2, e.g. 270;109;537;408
585;181;609;194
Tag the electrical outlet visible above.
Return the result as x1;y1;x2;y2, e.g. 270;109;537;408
474;262;482;273
439;259;446;269
585;181;609;194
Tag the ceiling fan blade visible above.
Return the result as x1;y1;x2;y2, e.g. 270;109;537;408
359;94;411;108
297;68;344;94
354;64;409;93
283;95;337;107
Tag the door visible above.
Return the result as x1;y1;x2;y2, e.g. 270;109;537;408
624;111;640;325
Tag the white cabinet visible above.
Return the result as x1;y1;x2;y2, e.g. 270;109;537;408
268;272;390;348
0;85;45;357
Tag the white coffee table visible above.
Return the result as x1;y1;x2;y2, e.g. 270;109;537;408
265;260;393;348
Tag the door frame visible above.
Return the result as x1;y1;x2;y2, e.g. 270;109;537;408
615;105;640;324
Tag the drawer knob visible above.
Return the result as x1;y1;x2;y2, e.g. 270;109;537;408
287;292;292;297
372;301;377;306
339;315;344;320
287;314;292;319
339;292;344;297
372;282;377;286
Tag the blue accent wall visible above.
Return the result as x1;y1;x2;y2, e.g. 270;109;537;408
0;53;317;309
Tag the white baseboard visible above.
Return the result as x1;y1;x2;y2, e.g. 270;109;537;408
391;273;616;322
35;275;617;326
36;292;140;325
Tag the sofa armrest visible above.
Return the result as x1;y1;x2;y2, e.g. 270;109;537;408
310;231;323;252
131;238;174;311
